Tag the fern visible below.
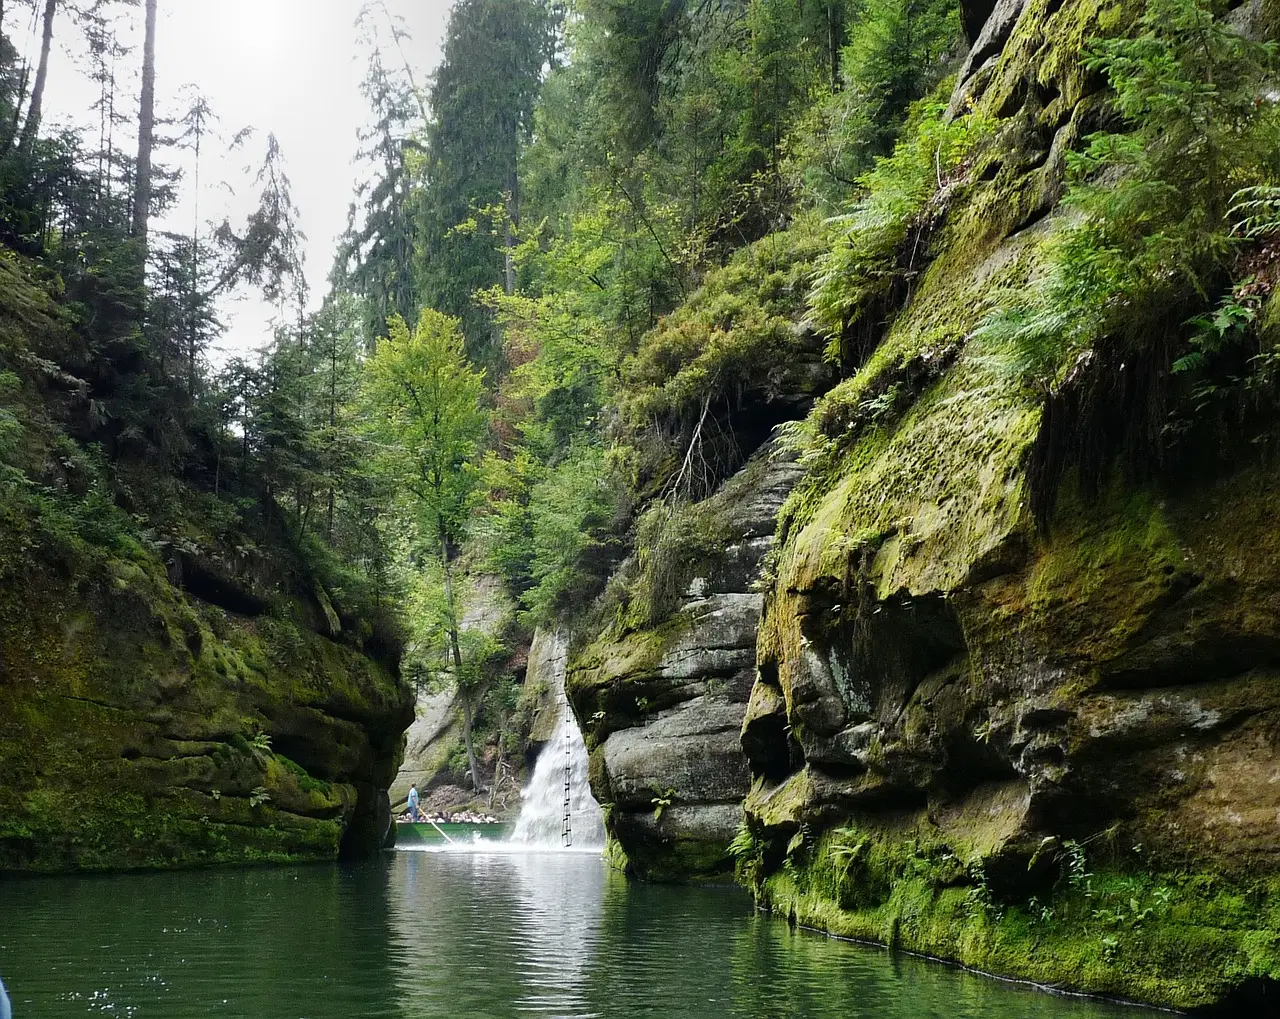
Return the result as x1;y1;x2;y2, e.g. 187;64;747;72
976;0;1280;390
810;99;991;356
728;822;763;859
1229;186;1280;240
1172;283;1261;374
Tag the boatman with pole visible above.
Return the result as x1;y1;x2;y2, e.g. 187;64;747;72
407;784;421;822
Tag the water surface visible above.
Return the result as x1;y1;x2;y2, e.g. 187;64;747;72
0;849;1159;1018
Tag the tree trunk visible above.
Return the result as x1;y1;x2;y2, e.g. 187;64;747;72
829;1;842;93
17;0;57;151
131;0;158;241
0;63;29;158
441;525;482;792
504;218;516;297
188;112;201;396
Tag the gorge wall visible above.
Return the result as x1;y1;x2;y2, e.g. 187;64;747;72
569;431;806;880
0;252;415;873
0;533;414;873
569;0;1280;1010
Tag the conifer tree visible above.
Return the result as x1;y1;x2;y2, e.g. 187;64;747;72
417;0;547;367
131;0;157;241
17;0;57;152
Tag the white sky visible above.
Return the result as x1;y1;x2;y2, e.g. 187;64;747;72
15;0;451;362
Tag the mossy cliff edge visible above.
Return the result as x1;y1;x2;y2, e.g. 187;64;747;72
0;527;414;872
0;260;414;875
568;0;1280;1009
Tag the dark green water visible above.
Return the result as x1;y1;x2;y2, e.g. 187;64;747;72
0;849;1159;1018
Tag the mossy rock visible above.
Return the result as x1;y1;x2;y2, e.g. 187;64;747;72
0;516;413;874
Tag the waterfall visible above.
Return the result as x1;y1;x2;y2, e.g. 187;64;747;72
511;647;605;848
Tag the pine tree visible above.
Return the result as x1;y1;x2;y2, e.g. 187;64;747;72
131;0;157;241
417;0;548;367
338;23;421;345
17;0;57;152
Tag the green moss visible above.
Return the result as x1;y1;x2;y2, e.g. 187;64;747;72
603;835;631;874
0;506;410;875
620;213;834;453
567;610;695;749
758;825;1280;1010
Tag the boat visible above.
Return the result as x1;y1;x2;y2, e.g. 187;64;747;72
394;821;514;846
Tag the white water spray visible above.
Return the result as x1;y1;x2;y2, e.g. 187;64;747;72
511;669;605;848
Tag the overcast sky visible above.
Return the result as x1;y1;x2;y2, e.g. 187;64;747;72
17;0;451;361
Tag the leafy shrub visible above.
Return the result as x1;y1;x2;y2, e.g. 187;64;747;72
790;0;963;209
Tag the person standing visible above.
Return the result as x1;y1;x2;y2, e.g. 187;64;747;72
407;784;421;822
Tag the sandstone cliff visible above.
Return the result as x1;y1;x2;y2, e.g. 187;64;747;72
0;259;415;873
0;535;414;872
571;0;1280;1009
568;433;805;879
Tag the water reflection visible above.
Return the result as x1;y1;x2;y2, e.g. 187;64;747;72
389;851;605;1018
0;862;400;1017
0;852;1161;1019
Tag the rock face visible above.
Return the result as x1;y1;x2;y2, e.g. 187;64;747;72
566;0;1280;1009
568;433;803;880
388;688;461;807
727;0;1280;1011
526;628;571;747
0;536;414;873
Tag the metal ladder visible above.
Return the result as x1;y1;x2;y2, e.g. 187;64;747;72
561;700;573;847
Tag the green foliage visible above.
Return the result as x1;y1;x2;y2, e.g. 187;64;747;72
621;497;731;630
337;11;423;341
570;0;847;246
363;309;487;543
792;0;962;208
810;98;990;362
974;0;1280;393
650;786;675;821
416;0;552;366
530;447;621;623
728;820;767;884
761;819;1280;1010
1229;185;1280;240
481;442;624;628
617;216;833;498
1173;282;1263;375
954;0;1280;524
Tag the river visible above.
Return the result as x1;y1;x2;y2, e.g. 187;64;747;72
0;848;1159;1018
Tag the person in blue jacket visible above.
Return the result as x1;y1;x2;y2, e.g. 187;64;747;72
1;974;12;1019
407;784;421;822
